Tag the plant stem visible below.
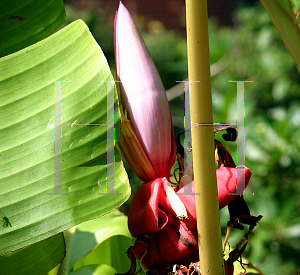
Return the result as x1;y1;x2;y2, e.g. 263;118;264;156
185;0;225;274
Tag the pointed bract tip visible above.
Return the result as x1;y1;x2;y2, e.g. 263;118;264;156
118;1;125;12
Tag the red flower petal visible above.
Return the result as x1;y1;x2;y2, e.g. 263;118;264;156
128;178;169;237
148;211;198;266
177;167;252;216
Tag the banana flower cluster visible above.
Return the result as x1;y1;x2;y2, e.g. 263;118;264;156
114;2;251;272
128;168;251;270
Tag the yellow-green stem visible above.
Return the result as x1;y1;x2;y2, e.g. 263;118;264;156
186;0;225;274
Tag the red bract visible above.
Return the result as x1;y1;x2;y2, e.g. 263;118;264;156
128;167;251;269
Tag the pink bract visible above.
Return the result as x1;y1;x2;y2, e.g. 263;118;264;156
114;2;175;180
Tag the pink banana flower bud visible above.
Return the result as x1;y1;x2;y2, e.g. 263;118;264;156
114;2;175;181
128;167;252;268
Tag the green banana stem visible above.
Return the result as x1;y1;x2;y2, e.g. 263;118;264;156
185;0;225;274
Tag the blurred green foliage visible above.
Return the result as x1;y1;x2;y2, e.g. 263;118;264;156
64;2;300;274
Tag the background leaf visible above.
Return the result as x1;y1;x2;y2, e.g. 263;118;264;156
0;233;65;275
69;264;117;275
69;210;134;274
0;0;65;58
69;210;133;268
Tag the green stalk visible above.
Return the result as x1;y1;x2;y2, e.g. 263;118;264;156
185;0;225;274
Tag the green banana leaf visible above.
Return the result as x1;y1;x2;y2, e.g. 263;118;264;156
69;210;134;274
0;233;65;275
0;18;130;258
0;0;65;58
